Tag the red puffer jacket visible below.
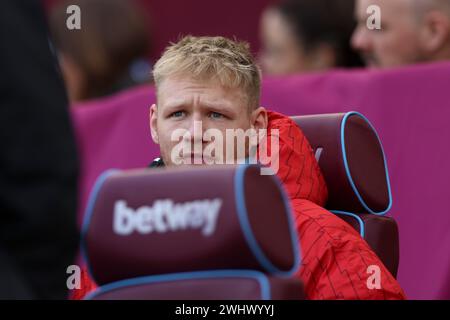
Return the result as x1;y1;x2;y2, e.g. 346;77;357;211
72;111;406;300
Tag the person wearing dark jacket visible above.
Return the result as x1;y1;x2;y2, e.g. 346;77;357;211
0;0;79;299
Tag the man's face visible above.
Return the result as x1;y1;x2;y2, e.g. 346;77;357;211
352;0;425;68
150;75;267;167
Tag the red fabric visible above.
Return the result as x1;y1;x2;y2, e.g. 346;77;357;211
72;110;406;300
264;111;405;299
70;267;97;300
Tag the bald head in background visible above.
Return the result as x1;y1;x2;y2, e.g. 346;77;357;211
352;0;450;68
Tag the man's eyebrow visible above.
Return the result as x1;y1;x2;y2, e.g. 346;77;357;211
201;100;237;112
163;100;238;113
161;99;188;111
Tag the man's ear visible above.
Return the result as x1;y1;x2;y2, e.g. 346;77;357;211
149;104;159;144
419;11;450;55
251;106;268;131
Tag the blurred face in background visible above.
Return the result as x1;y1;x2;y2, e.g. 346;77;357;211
259;8;335;75
259;8;309;75
352;0;450;68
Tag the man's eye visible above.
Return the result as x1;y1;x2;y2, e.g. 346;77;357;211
170;111;185;118
210;112;224;119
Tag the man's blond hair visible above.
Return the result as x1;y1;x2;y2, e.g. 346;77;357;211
153;35;261;110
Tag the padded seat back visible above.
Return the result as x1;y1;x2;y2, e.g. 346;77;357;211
81;165;305;299
292;112;399;277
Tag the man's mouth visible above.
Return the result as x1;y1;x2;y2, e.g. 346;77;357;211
185;153;213;165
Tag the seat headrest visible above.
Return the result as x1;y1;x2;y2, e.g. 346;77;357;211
81;164;300;285
291;112;392;215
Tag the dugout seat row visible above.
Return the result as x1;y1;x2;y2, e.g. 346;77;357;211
80;111;398;299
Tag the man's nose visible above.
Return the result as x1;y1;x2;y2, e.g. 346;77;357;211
186;116;205;144
351;26;371;52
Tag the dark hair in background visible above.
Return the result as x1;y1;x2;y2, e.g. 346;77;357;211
276;0;363;68
49;0;151;100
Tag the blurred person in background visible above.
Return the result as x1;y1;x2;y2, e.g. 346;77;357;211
352;0;450;68
259;0;363;75
49;0;152;103
0;0;78;299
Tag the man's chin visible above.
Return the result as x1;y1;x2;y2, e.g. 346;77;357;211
167;157;249;168
365;59;380;68
169;157;218;167
361;54;380;68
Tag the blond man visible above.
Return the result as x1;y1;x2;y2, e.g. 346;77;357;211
76;36;406;300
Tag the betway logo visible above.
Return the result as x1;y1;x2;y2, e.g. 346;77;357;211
113;199;222;236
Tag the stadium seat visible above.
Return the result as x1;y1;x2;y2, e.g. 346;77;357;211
81;165;305;300
292;112;399;278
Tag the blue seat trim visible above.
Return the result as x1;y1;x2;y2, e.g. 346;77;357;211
84;270;272;300
340;112;393;216
331;210;365;238
234;164;301;276
80;169;120;284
